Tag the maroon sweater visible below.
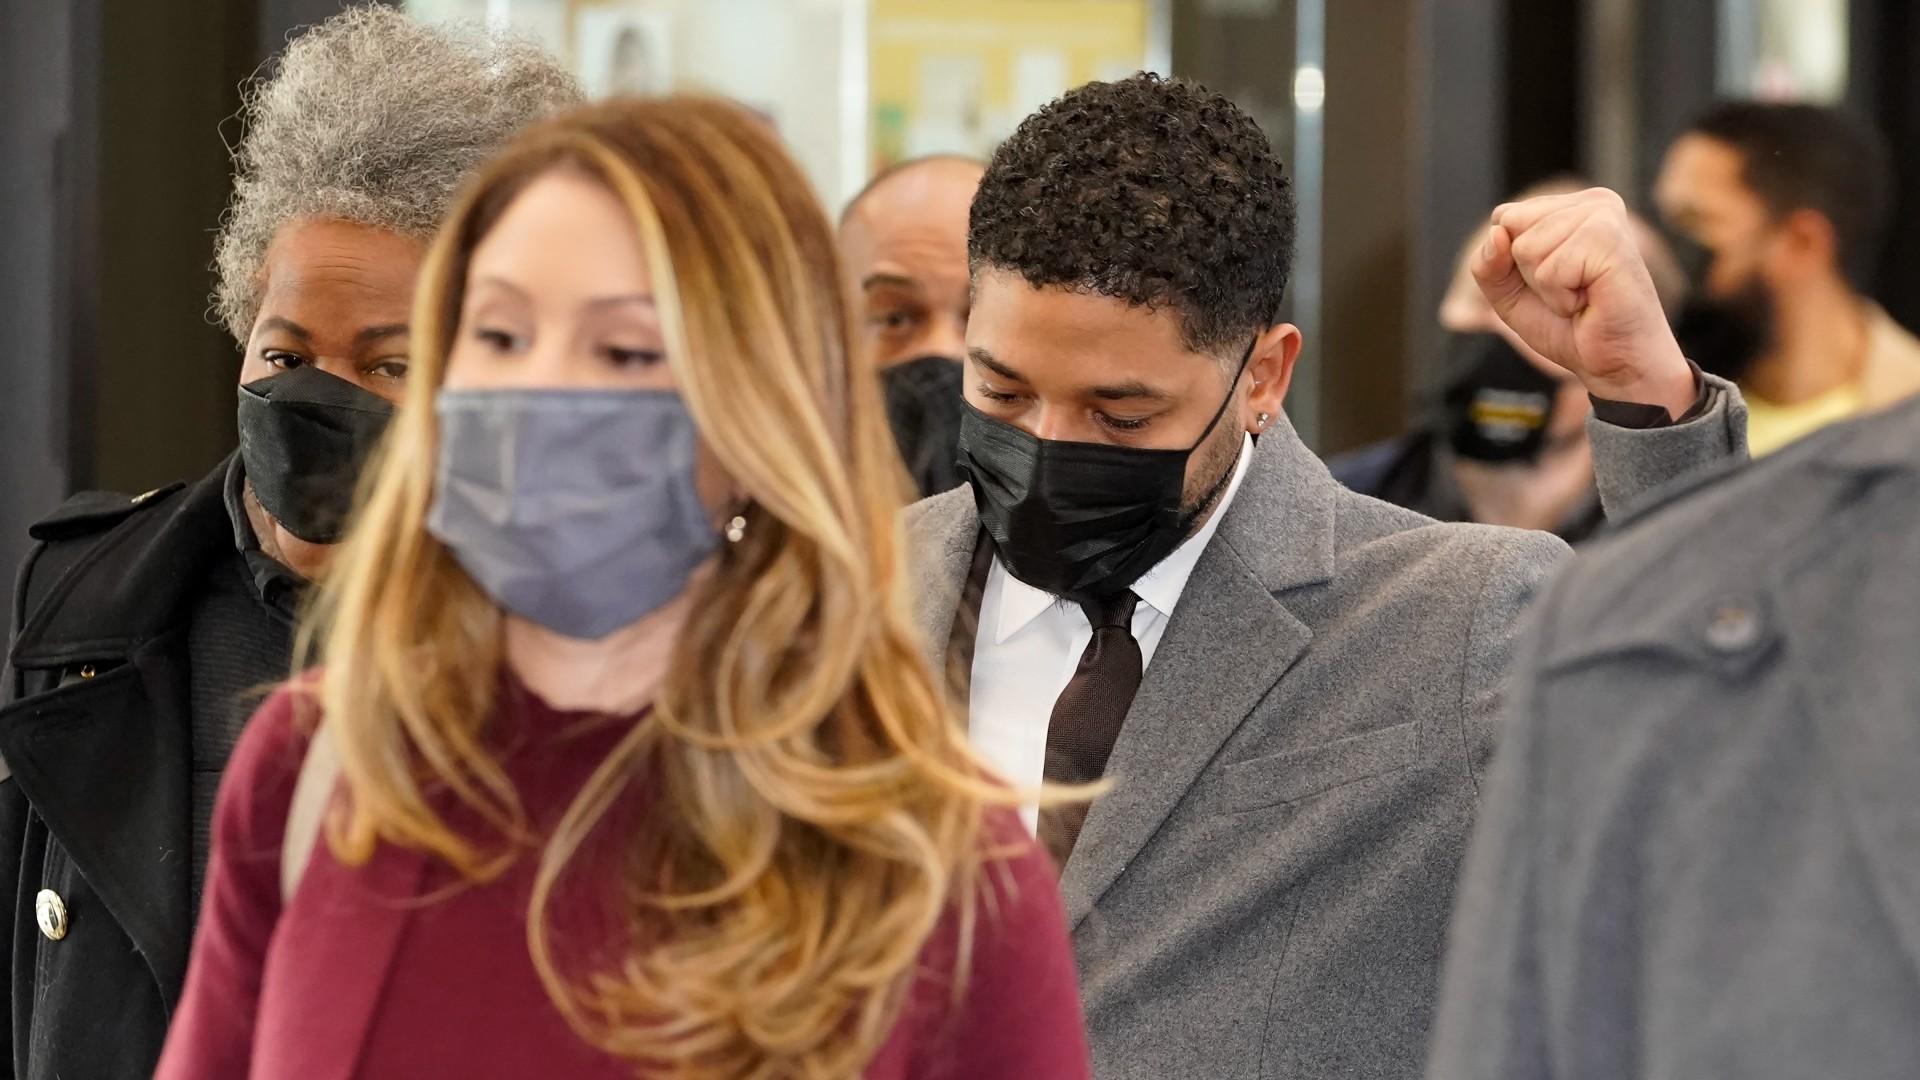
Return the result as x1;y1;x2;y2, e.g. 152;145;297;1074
156;682;1089;1079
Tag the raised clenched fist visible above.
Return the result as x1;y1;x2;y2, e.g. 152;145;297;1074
1474;187;1696;420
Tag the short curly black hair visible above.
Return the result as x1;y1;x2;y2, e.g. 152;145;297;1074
968;73;1295;357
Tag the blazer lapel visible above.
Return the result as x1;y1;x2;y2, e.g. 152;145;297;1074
1061;424;1339;929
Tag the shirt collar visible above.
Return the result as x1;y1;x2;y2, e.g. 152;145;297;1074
223;455;306;624
991;433;1256;643
221;454;255;552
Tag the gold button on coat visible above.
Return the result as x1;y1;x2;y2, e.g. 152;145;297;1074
35;889;67;941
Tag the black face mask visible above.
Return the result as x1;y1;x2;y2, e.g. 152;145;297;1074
882;354;968;497
955;339;1253;602
236;366;396;543
1664;228;1775;383
880;354;965;434
883;353;964;394
1442;332;1564;464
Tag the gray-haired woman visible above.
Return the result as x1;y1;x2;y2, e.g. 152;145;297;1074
0;9;578;1078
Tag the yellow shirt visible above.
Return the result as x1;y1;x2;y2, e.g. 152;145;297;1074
1740;303;1920;457
1744;381;1868;457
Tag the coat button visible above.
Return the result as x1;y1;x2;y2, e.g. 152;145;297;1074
35;889;67;942
1705;601;1762;654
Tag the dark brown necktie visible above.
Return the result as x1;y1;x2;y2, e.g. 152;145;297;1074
1038;591;1143;868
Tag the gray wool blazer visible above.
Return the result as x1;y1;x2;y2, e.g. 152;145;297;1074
1429;393;1920;1080
905;380;1746;1080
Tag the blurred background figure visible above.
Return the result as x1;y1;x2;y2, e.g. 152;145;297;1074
158;95;1087;1080
839;155;984;497
1657;101;1918;456
1333;179;1688;541
0;10;578;1079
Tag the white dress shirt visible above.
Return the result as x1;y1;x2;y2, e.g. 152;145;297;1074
968;434;1256;830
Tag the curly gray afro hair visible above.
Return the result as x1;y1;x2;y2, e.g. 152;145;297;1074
212;5;582;343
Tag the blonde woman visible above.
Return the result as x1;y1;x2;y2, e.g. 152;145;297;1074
155;98;1088;1079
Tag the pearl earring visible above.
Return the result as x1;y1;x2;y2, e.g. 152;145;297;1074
725;514;748;544
1256;412;1270;429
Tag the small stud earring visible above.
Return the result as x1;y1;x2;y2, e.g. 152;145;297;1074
1256;412;1270;429
725;514;748;544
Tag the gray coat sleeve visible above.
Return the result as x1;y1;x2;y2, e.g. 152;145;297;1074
1586;373;1748;518
1428;574;1565;1080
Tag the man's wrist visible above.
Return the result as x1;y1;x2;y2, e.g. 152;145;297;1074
1581;342;1699;421
1589;357;1711;429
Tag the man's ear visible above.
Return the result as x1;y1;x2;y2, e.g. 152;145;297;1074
1774;207;1839;282
1242;322;1303;433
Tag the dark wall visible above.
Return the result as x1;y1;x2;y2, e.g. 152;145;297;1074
1504;0;1582;193
93;0;368;494
1851;0;1920;333
91;0;265;494
1316;0;1416;453
0;0;97;617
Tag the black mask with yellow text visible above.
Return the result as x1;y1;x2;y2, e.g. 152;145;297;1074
1442;332;1563;464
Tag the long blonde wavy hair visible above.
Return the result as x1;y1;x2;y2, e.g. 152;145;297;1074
301;97;1010;1077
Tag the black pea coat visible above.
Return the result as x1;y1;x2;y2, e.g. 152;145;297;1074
0;459;231;1080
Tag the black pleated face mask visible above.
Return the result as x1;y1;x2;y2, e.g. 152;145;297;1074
956;339;1254;602
236;366;396;544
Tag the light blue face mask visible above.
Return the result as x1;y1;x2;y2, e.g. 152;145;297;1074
427;388;720;640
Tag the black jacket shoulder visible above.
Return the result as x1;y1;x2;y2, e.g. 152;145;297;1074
26;483;185;545
12;485;185;634
9;461;233;676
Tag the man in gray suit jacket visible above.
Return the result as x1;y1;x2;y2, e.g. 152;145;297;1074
911;75;1746;1078
1428;393;1920;1078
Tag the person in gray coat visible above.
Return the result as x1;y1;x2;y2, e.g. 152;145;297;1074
910;74;1746;1078
1427;392;1920;1079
